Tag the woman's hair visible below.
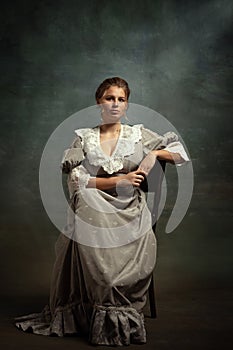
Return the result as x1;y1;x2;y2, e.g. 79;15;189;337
95;77;130;103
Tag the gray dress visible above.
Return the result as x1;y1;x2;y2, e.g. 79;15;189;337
15;124;185;346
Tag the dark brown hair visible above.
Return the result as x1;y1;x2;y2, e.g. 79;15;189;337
95;77;130;103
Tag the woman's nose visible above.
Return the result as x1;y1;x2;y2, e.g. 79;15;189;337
112;99;119;106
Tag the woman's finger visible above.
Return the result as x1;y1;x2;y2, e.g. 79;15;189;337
136;168;147;176
138;169;148;177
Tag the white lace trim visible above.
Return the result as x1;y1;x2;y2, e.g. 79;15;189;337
74;124;143;174
163;141;190;165
70;165;91;189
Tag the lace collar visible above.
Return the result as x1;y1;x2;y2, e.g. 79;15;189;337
74;124;143;174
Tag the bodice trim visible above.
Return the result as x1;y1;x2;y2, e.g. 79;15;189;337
74;124;143;174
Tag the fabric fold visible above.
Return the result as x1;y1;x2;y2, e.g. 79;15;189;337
15;302;147;345
15;302;91;337
89;305;146;346
61;136;85;174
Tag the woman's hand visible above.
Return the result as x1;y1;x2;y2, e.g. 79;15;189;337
138;151;157;176
117;169;147;187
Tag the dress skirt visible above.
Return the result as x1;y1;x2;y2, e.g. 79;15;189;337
15;186;157;346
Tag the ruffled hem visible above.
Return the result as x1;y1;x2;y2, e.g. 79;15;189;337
89;305;147;346
14;302;90;337
15;303;147;346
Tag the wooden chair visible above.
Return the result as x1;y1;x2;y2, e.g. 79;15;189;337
141;160;166;318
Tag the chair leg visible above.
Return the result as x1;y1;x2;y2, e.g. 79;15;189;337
149;274;157;318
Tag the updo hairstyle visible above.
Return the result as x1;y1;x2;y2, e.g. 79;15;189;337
95;77;130;103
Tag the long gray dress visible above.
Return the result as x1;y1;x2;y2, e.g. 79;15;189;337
15;124;188;346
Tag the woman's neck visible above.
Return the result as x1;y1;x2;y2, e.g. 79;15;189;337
100;123;121;134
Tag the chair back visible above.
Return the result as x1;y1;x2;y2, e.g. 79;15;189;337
140;159;166;319
140;160;166;232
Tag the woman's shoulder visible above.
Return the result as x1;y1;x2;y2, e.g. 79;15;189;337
126;124;161;137
130;124;163;141
123;123;144;134
122;124;144;142
124;123;143;130
74;126;98;139
123;124;164;143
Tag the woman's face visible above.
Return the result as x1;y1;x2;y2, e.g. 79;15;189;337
98;86;128;123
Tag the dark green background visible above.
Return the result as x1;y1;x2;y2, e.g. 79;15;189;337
0;0;232;346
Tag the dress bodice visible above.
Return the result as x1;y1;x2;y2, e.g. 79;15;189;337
74;124;144;175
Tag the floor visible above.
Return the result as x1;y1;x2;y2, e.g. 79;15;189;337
1;286;232;350
1;206;232;349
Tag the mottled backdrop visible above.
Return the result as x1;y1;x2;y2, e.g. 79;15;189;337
0;0;232;342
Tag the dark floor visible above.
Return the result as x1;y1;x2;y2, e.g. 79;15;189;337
1;286;232;350
1;209;233;349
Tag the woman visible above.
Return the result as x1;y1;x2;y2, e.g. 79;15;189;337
15;77;189;346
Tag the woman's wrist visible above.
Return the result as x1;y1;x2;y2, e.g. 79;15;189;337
150;150;159;158
151;149;182;163
114;174;129;187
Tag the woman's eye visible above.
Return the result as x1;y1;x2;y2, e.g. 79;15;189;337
104;97;125;102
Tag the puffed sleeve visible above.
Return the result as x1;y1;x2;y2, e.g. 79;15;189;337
67;164;92;196
61;136;85;174
161;131;190;164
141;127;164;154
141;127;190;164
